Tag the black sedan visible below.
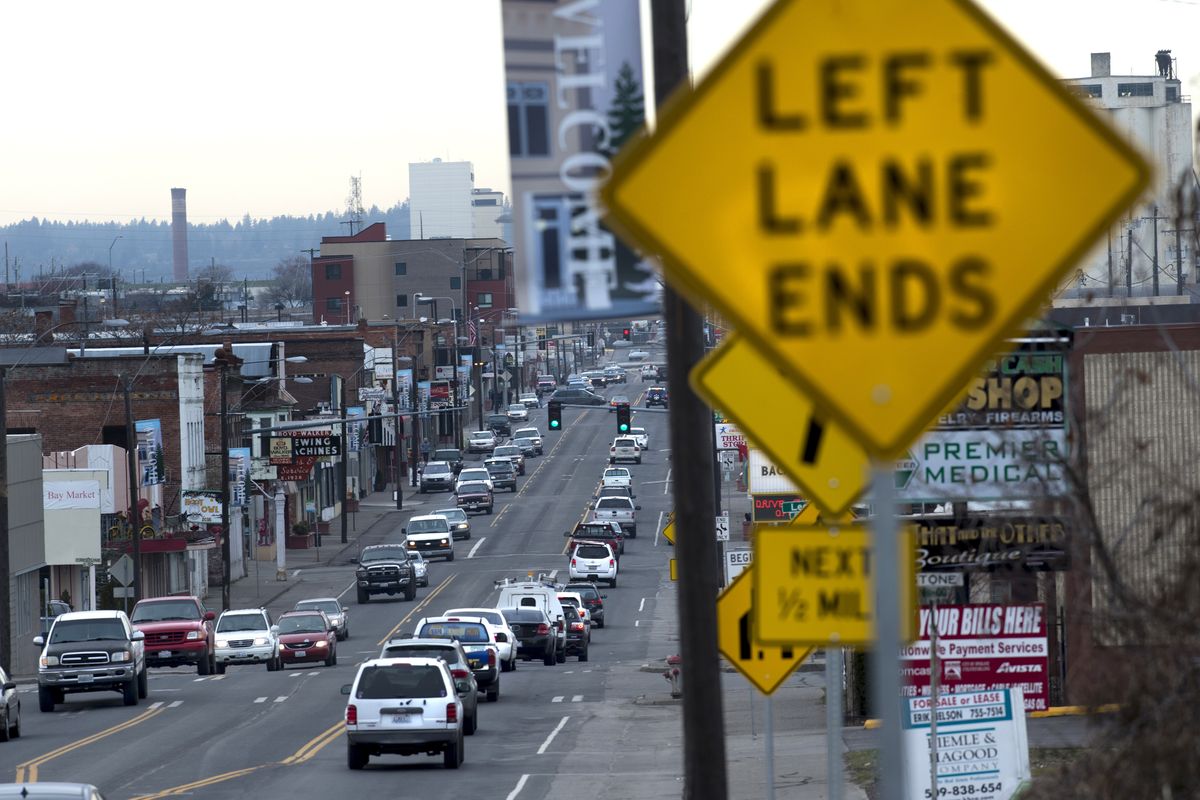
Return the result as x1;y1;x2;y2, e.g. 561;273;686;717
501;607;558;666
559;604;589;661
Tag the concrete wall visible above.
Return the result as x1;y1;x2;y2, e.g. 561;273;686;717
7;434;46;676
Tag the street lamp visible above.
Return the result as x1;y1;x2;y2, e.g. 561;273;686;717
109;235;122;274
344;290;351;325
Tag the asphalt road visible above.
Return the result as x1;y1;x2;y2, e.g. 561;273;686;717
4;356;676;800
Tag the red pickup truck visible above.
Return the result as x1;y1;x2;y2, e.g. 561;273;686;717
130;595;216;675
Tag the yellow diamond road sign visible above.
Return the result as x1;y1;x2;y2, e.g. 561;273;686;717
693;334;869;516
604;0;1148;458
717;566;811;694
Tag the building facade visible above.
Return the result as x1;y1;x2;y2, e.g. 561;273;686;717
409;159;475;239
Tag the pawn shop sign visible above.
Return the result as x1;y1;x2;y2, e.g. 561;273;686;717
603;0;1147;457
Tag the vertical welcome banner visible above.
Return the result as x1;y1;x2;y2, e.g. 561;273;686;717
500;0;656;322
135;419;164;486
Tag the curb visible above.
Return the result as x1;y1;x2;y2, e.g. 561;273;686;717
862;704;1120;728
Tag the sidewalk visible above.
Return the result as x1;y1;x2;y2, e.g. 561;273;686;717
204;488;428;614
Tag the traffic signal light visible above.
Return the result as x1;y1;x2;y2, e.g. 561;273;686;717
548;400;563;431
623;328;631;340
616;404;631;433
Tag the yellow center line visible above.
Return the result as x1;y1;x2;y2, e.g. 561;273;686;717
376;573;459;646
281;720;344;765
16;705;166;783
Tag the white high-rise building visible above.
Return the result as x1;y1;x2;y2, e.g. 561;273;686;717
409;159;474;239
472;188;506;240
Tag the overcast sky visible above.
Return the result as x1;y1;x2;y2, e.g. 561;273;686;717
0;0;1195;227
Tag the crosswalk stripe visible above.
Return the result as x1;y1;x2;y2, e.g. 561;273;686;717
254;697;267;704
551;696;564;703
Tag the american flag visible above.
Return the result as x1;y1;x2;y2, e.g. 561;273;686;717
467;319;478;345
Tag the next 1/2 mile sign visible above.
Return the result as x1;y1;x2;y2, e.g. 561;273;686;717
604;0;1147;457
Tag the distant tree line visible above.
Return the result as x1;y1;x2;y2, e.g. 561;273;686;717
0;202;411;283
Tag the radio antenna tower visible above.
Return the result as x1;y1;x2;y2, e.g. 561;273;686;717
342;174;365;236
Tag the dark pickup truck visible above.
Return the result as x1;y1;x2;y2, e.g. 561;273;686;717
34;610;148;711
354;544;417;604
432;448;464;474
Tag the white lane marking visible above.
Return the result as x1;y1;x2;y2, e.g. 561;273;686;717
635;620;640;627
572;695;583;703
582;670;593;674
336;578;357;600
664;468;671;494
211;675;225;681
551;696;564;703
168;700;184;708
639;597;646;612
505;775;530;800
274;696;288;703
467;537;487;559
290;671;304;678
654;510;664;547
537;716;570;755
254;697;268;703
292;569;301;577
148;701;163;709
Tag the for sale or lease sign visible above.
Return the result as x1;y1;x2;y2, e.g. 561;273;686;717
901;603;1050;711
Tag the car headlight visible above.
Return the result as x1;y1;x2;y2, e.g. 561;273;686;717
186;630;201;640
40;655;59;667
253;637;270;647
110;650;133;663
330;615;343;625
313;641;329;648
215;639;230;648
440;539;449;546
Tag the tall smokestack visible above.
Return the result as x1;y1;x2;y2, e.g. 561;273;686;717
171;187;189;282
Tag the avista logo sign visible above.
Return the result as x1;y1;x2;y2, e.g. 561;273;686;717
995;663;1041;674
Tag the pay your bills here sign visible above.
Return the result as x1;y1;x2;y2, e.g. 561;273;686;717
901;603;1050;711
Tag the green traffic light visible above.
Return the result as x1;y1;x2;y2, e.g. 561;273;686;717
619;423;629;432
550;420;560;429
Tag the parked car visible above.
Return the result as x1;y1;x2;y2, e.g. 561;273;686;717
274;610;337;668
354;544;417;603
456;481;494;515
0;665;21;740
377;638;478;735
343;657;466;770
213;608;278;673
432;506;472;540
415;617;501;702
404;515;456;562
500;607;559;666
130;595;216;674
431;448;464;474
467;430;497;454
293;597;349;640
34;611;147;710
419;461;456;493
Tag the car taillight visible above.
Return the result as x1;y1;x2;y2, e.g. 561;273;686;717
488;650;496;666
451;668;470;679
609;559;615;567
346;704;357;725
536;624;550;634
571;622;584;631
446;703;458;723
571;558;577;566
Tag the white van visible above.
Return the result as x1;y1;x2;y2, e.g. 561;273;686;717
496;580;566;653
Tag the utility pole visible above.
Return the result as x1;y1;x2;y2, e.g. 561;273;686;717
340;380;349;544
1126;229;1134;297
219;363;232;611
1151;205;1161;296
393;327;404;511
123;376;142;605
654;2;728;798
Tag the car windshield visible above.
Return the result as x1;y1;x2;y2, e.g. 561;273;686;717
502;608;546;624
408;518;449;534
418;622;489;643
131;600;200;623
514;438;535;448
469;432;492;441
381;644;456;662
355;664;447;700
216;614;267;633
277;614;326;634
576;545;611;559
49;618;127;643
296;600;340;616
425;463;451;475
458;482;489;494
508;404;524;412
460;469;488;480
487;415;508;424
485;462;512;474
433;508;467;523
597;498;632;510
360;546;409;563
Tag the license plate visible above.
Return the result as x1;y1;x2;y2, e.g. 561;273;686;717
390;713;419;725
159;651;172;657
76;674;94;683
294;650;306;657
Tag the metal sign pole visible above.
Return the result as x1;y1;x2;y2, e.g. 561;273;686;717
871;464;905;800
765;692;776;800
826;647;844;800
929;600;940;796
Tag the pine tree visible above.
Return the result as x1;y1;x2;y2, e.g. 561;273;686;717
603;62;645;157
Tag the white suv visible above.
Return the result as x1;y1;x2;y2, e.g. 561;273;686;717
214;608;279;673
609;436;641;464
344;657;466;770
569;541;619;588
